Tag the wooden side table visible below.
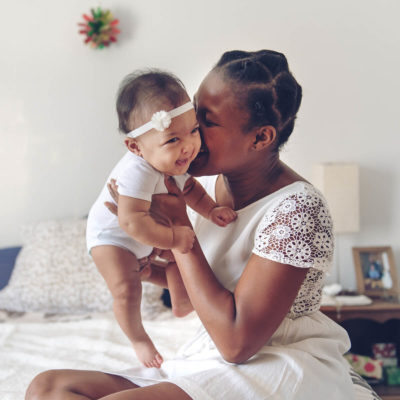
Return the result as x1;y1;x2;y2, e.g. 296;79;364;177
321;300;400;400
321;300;400;323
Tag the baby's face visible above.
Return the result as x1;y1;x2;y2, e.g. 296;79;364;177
132;108;201;176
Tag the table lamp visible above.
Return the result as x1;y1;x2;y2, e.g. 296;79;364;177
312;163;360;284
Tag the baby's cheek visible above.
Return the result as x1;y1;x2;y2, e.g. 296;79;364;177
195;139;202;155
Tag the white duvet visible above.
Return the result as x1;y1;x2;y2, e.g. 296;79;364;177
0;310;379;400
0;310;201;400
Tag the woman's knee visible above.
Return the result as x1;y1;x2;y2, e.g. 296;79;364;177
25;369;65;399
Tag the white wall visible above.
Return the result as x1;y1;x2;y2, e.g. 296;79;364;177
1;0;399;290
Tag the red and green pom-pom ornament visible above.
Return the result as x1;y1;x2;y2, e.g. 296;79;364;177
78;7;120;49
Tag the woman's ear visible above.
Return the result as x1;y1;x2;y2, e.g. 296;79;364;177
125;138;142;156
251;126;277;151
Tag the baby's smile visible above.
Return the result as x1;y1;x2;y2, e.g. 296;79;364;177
176;158;190;167
175;148;198;169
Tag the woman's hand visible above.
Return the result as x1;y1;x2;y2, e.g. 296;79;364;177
150;176;191;227
104;179;170;227
149;248;175;267
135;248;175;288
104;179;119;216
105;176;190;227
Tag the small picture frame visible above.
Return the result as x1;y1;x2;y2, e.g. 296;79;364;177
352;246;399;298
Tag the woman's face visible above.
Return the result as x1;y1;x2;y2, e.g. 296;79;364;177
189;70;253;177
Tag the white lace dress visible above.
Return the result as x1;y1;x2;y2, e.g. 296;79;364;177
114;178;355;399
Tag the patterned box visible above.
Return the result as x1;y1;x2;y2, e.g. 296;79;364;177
345;353;383;380
385;366;400;386
372;343;397;359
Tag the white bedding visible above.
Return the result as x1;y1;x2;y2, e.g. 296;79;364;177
0;310;201;400
0;310;382;400
0;218;380;399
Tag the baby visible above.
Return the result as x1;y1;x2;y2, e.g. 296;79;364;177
86;70;236;368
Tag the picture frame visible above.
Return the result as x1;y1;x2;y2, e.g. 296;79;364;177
352;246;399;298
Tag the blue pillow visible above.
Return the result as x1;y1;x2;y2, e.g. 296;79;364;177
0;247;22;290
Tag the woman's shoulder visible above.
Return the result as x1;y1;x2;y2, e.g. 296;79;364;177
272;181;327;208
260;181;332;227
253;181;334;270
273;180;320;197
241;181;328;216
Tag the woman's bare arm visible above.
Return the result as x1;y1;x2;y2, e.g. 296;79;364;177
164;176;308;363
173;245;307;363
107;176;307;362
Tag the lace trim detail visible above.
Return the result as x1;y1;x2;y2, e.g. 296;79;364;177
253;183;334;318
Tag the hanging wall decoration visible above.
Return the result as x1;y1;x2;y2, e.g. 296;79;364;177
78;7;120;49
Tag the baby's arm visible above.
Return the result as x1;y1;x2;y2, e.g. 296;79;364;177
118;195;195;253
183;177;237;227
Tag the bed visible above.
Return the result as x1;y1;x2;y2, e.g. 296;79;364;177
0;218;381;399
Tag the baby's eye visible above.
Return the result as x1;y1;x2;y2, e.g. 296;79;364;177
191;126;200;134
166;137;179;144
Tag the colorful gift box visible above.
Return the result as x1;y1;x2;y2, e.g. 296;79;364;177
372;343;397;359
345;353;383;380
372;343;398;367
385;366;400;386
380;357;398;367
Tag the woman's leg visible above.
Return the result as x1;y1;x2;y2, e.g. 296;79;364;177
91;246;162;368
25;369;192;400
98;382;192;400
25;369;136;399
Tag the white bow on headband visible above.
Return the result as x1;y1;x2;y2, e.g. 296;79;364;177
126;102;194;139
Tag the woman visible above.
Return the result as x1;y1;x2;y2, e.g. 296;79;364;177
26;50;354;399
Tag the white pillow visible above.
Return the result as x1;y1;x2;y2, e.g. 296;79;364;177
0;218;166;317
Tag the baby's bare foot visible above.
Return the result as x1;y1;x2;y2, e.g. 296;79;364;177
133;336;163;368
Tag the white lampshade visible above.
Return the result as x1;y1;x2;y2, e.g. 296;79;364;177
312;163;360;233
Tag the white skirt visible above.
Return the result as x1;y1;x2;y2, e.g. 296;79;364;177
112;311;355;400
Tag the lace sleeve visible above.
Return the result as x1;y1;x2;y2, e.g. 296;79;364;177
253;184;334;271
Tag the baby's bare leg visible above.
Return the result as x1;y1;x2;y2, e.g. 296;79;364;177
91;246;163;368
165;262;193;317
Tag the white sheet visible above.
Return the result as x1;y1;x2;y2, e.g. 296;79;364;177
0;310;379;400
0;310;201;400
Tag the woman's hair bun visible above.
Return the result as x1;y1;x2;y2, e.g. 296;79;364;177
215;50;302;150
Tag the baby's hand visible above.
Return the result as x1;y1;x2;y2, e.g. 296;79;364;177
209;206;237;227
172;226;195;253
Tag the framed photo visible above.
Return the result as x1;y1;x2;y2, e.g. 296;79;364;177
353;246;399;297
352;246;399;298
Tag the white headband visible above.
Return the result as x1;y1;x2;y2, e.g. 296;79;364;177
126;101;194;139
